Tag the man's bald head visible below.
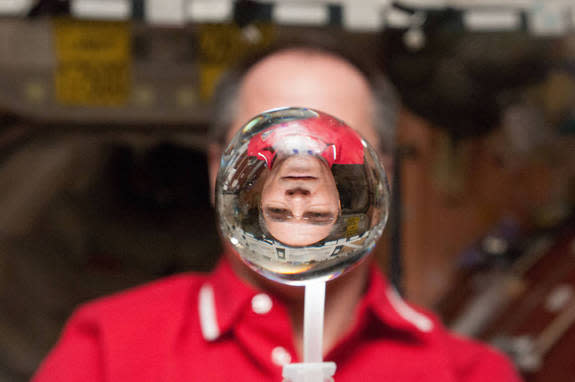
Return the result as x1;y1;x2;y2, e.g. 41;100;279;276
232;48;379;149
209;44;398;155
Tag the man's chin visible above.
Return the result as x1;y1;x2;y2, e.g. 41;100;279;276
224;251;305;302
223;249;372;305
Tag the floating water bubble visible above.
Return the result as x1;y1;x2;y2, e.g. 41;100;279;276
215;107;390;286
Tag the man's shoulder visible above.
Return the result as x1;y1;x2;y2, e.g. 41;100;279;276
34;272;214;381
380;292;520;381
74;271;208;326
434;324;521;381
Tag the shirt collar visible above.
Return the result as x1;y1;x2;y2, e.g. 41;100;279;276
361;264;434;335
198;257;434;342
199;257;258;341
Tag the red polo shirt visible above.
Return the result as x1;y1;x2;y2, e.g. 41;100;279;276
247;113;365;168
33;258;521;381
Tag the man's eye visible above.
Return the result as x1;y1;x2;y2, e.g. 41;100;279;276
304;212;335;225
264;208;291;221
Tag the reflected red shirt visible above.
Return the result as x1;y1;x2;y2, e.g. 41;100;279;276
247;114;365;168
33;258;522;382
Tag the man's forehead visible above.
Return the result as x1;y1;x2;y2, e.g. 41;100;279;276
226;50;379;149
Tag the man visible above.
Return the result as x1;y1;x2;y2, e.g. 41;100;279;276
33;43;522;381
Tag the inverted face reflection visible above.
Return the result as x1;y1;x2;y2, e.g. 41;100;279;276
261;154;340;247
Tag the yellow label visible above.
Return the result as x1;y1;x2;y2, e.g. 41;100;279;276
53;19;131;106
346;216;361;237
196;23;275;101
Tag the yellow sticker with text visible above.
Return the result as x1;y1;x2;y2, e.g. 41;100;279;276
53;19;131;106
196;23;275;101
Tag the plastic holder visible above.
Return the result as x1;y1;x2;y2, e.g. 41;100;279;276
282;362;336;382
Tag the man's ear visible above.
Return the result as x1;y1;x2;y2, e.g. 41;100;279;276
207;143;222;206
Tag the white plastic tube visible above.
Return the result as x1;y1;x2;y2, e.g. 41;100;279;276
303;279;326;363
283;278;335;382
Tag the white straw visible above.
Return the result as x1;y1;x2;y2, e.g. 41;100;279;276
303;279;326;363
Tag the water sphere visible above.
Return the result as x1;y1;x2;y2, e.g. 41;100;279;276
215;107;390;285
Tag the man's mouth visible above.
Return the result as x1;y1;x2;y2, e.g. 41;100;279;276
282;176;317;181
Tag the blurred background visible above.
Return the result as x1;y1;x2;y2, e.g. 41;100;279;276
0;0;574;381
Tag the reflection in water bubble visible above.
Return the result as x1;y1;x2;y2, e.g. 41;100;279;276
216;107;390;285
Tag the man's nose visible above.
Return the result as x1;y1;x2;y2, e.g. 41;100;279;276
285;188;310;219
